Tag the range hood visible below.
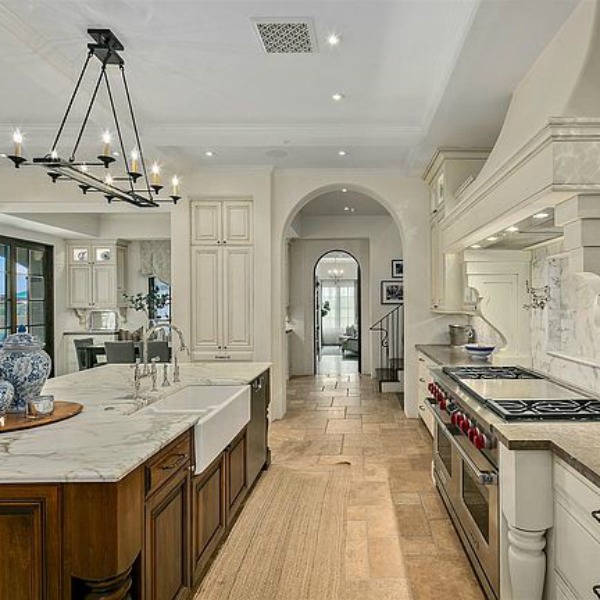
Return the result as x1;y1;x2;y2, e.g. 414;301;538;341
443;0;600;252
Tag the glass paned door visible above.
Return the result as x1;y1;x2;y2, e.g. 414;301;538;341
0;236;54;370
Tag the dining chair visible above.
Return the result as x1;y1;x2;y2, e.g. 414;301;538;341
104;341;136;364
73;338;94;370
145;340;170;363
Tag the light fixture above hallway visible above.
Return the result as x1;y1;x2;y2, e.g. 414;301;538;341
5;29;181;208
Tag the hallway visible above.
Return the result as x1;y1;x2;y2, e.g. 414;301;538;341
270;373;484;600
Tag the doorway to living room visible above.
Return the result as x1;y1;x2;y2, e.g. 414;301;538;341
313;251;360;375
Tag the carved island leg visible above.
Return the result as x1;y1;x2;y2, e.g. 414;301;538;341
76;566;133;600
507;524;547;600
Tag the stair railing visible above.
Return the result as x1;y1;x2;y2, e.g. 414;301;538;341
369;304;403;380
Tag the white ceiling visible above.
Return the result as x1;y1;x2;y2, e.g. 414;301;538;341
0;0;581;172
300;190;390;216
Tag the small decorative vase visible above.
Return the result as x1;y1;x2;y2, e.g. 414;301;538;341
0;327;52;414
0;380;14;414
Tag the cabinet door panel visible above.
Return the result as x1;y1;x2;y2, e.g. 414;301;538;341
0;486;61;600
145;468;191;600
69;266;92;308
92;265;117;307
192;248;222;352
192;454;226;582
223;248;253;350
227;430;247;523
223;201;252;245
192;202;222;245
247;374;269;486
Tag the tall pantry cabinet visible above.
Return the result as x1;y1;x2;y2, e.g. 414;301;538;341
190;200;254;361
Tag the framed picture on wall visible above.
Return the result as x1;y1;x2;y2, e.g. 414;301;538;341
381;280;404;305
391;259;403;279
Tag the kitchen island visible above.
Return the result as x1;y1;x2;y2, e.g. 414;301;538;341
0;362;271;600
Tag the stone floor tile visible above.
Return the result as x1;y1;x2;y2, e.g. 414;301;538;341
368;537;406;578
326;418;364;434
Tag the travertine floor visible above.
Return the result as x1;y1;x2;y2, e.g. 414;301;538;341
270;372;484;600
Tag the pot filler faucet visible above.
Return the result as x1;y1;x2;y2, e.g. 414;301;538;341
133;324;189;401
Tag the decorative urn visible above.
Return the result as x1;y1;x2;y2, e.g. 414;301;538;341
0;380;14;415
0;326;52;413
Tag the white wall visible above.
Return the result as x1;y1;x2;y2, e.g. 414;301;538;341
287;215;404;377
271;169;464;421
289;238;369;375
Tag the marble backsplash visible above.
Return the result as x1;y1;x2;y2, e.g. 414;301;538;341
531;241;600;394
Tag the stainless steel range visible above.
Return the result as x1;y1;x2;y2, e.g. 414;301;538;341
426;365;600;600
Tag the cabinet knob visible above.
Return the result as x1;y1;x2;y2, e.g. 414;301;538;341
223;240;227;245
593;585;600;599
419;377;426;383
418;405;425;412
592;509;600;524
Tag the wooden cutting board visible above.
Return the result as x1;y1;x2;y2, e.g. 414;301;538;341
0;401;83;433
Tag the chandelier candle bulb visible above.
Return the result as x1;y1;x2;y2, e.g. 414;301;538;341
105;173;113;186
151;162;161;186
171;175;179;196
102;131;111;156
12;129;23;157
130;149;139;173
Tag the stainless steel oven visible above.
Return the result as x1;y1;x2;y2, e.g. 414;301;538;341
429;400;499;600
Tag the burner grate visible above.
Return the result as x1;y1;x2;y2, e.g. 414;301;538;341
489;399;600;421
443;366;542;381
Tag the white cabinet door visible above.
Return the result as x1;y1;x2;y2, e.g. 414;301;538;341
223;201;252;245
92;265;117;307
69;266;92;308
223;247;253;352
191;247;222;354
191;202;222;245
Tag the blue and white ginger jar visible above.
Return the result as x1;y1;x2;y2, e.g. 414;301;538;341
0;327;51;413
0;380;14;414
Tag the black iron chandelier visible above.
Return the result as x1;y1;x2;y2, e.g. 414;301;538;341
5;29;180;208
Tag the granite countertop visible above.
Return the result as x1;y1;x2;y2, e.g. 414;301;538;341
416;344;520;367
418;345;600;488
0;362;270;484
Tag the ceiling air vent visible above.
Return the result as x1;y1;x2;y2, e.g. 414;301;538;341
252;18;317;54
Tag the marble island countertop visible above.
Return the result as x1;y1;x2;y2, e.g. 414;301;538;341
417;344;600;487
0;362;270;484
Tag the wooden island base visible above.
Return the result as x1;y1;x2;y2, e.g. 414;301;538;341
0;371;270;600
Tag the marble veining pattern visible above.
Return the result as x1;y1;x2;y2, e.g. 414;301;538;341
531;241;600;394
0;362;270;483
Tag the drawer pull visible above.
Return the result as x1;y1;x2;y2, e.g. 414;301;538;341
419;377;426;383
593;585;600;598
592;510;600;524
160;453;187;471
419;406;425;412
418;358;425;362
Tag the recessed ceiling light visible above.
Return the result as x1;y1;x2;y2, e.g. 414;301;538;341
471;244;482;249
341;188;348;193
344;206;349;211
506;226;519;233
533;212;549;219
487;236;498;242
327;33;341;46
350;208;355;212
205;150;215;157
338;150;347;156
332;92;344;101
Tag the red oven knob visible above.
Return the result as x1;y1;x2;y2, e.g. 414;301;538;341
439;396;447;411
451;412;458;426
454;413;464;428
468;426;479;444
474;434;485;450
460;418;470;434
428;382;434;394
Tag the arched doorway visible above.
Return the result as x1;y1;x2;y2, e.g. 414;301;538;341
313;250;361;375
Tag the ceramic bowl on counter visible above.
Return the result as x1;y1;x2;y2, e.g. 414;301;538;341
465;344;495;361
28;395;54;417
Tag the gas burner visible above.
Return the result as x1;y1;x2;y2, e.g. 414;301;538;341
443;366;542;381
489;399;600;421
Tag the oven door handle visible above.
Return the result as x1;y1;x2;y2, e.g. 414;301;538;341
427;399;498;486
